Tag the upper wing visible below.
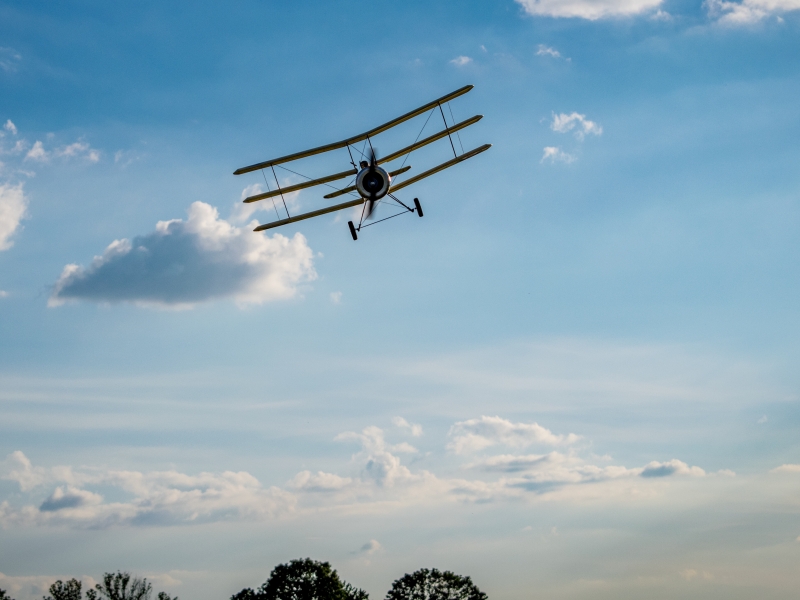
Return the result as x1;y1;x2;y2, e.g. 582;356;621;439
233;85;474;175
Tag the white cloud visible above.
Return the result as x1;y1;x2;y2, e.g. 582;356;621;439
757;415;768;423
515;0;664;20
49;201;317;308
551;112;603;139
536;44;562;58
705;0;800;24
771;464;800;474
541;146;576;164
25;140;48;162
449;56;473;66
448;416;580;454
0;182;27;250
4;120;17;135
392;416;423;437
330;291;342;304
0;290;8;298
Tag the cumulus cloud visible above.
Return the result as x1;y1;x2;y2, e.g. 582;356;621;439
541;146;576;164
515;0;664;19
0;182;27;250
449;56;473;66
705;0;800;24
392;416;423;437
4;120;17;135
551;112;603;139
448;416;580;454
49;201;317;308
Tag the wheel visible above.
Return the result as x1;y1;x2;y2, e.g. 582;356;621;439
348;221;358;240
413;198;423;217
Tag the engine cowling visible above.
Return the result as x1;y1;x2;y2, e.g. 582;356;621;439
356;165;391;200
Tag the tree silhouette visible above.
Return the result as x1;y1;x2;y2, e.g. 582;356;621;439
385;569;487;600
230;558;368;600
86;573;152;600
1;588;16;600
44;579;82;600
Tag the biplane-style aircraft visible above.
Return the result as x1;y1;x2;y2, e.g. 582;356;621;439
233;85;490;240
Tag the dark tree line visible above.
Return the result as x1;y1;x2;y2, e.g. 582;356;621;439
1;559;487;600
231;559;486;600
0;572;177;600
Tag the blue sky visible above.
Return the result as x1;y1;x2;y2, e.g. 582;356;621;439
1;1;800;598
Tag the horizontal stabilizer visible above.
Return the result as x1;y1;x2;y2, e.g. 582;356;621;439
234;85;474;175
254;198;364;232
244;168;357;203
323;165;412;200
388;144;491;194
377;115;482;165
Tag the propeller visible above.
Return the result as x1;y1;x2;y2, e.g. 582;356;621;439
365;147;379;219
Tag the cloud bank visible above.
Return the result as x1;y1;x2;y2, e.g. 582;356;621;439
0;416;725;530
49;202;317;308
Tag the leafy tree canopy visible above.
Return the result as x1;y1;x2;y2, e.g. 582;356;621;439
230;558;368;600
385;569;487;600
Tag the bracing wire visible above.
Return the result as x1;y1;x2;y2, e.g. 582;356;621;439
261;169;281;219
447;102;465;155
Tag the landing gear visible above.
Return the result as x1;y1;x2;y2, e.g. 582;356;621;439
348;197;422;239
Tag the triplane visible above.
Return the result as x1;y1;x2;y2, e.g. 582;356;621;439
233;85;490;240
